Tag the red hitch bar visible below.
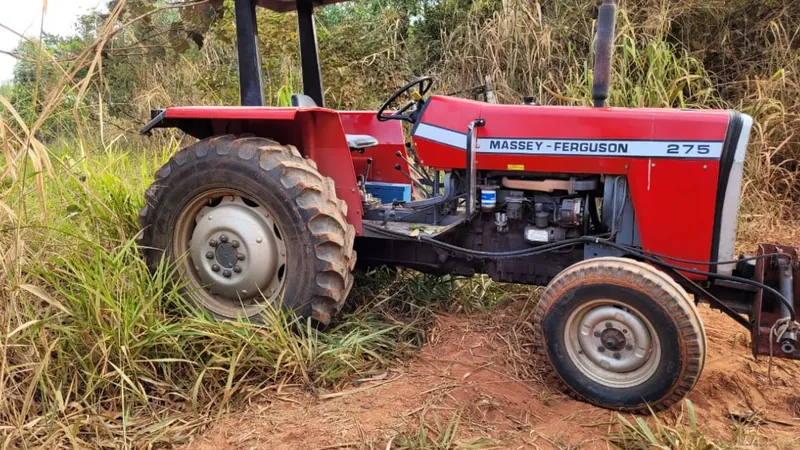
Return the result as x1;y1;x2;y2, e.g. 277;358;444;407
751;244;800;359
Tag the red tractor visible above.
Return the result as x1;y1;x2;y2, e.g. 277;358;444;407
140;0;799;412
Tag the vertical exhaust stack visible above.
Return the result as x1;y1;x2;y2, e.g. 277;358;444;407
592;0;617;107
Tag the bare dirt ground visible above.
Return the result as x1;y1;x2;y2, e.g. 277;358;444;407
187;302;800;449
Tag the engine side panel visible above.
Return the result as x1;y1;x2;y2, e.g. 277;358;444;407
412;96;738;275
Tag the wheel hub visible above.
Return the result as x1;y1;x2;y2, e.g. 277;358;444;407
565;300;661;388
601;328;626;351
214;242;239;268
188;196;286;303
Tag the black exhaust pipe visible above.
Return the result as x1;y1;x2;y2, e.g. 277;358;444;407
592;0;617;107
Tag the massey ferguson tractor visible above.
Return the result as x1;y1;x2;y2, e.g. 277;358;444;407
139;0;800;412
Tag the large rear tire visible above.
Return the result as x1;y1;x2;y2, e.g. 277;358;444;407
139;135;356;324
533;257;706;413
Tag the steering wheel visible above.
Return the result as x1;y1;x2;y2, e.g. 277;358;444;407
377;76;433;123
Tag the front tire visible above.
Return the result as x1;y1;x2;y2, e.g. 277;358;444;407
139;135;356;324
533;257;706;413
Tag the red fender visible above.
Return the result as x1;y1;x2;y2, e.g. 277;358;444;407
146;106;368;234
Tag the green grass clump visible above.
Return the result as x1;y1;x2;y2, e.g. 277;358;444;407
0;143;450;448
608;400;759;450
392;410;495;450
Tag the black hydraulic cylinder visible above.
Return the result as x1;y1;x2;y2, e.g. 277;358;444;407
296;0;325;107
592;0;617;107
234;0;264;106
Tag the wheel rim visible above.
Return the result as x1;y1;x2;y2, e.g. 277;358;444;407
563;299;661;388
172;189;287;318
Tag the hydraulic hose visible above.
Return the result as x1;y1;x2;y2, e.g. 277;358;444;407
361;223;796;320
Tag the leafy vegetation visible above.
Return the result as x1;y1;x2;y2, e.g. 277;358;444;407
609;400;760;450
1;0;799;447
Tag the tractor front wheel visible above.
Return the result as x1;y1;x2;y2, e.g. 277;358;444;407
533;257;706;413
139;135;356;324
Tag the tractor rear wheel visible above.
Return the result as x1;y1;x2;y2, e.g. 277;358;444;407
533;257;706;413
139;135;356;324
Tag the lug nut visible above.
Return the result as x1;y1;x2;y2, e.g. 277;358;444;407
233;266;242;273
211;264;220;272
209;239;217;247
622;329;628;334
594;331;601;337
219;235;228;243
232;240;239;248
205;251;214;259
222;269;231;278
626;344;633;351
613;352;621;359
597;346;605;353
605;322;612;328
237;253;245;261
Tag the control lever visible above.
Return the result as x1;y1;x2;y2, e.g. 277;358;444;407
358;157;373;189
395;151;433;185
394;163;429;194
363;157;373;181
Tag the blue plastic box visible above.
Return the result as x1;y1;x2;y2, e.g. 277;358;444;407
365;182;412;204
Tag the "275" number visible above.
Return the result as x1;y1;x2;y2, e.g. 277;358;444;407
666;144;711;155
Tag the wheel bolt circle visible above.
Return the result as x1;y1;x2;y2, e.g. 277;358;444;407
211;264;220;272
222;269;231;278
205;251;214;259
237;253;245;261
233;266;242;273
219;235;228;243
232;240;239;248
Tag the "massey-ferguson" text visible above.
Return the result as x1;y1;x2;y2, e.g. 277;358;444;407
486;140;629;153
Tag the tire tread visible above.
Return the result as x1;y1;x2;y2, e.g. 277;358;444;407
139;135;355;324
533;257;706;413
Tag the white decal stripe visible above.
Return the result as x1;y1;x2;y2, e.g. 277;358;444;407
413;123;467;149
414;122;724;158
716;114;752;275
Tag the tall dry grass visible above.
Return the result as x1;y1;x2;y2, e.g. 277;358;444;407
430;0;799;247
0;3;463;447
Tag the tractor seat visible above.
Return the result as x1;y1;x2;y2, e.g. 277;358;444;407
345;134;379;149
291;94;379;151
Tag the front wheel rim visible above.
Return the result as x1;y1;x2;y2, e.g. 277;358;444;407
563;299;661;388
172;189;287;318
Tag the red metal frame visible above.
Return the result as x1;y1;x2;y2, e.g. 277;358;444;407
752;244;800;359
158;96;736;275
412;96;733;277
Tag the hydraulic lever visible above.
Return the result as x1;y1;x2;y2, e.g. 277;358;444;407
395;151;433;186
394;164;429;193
